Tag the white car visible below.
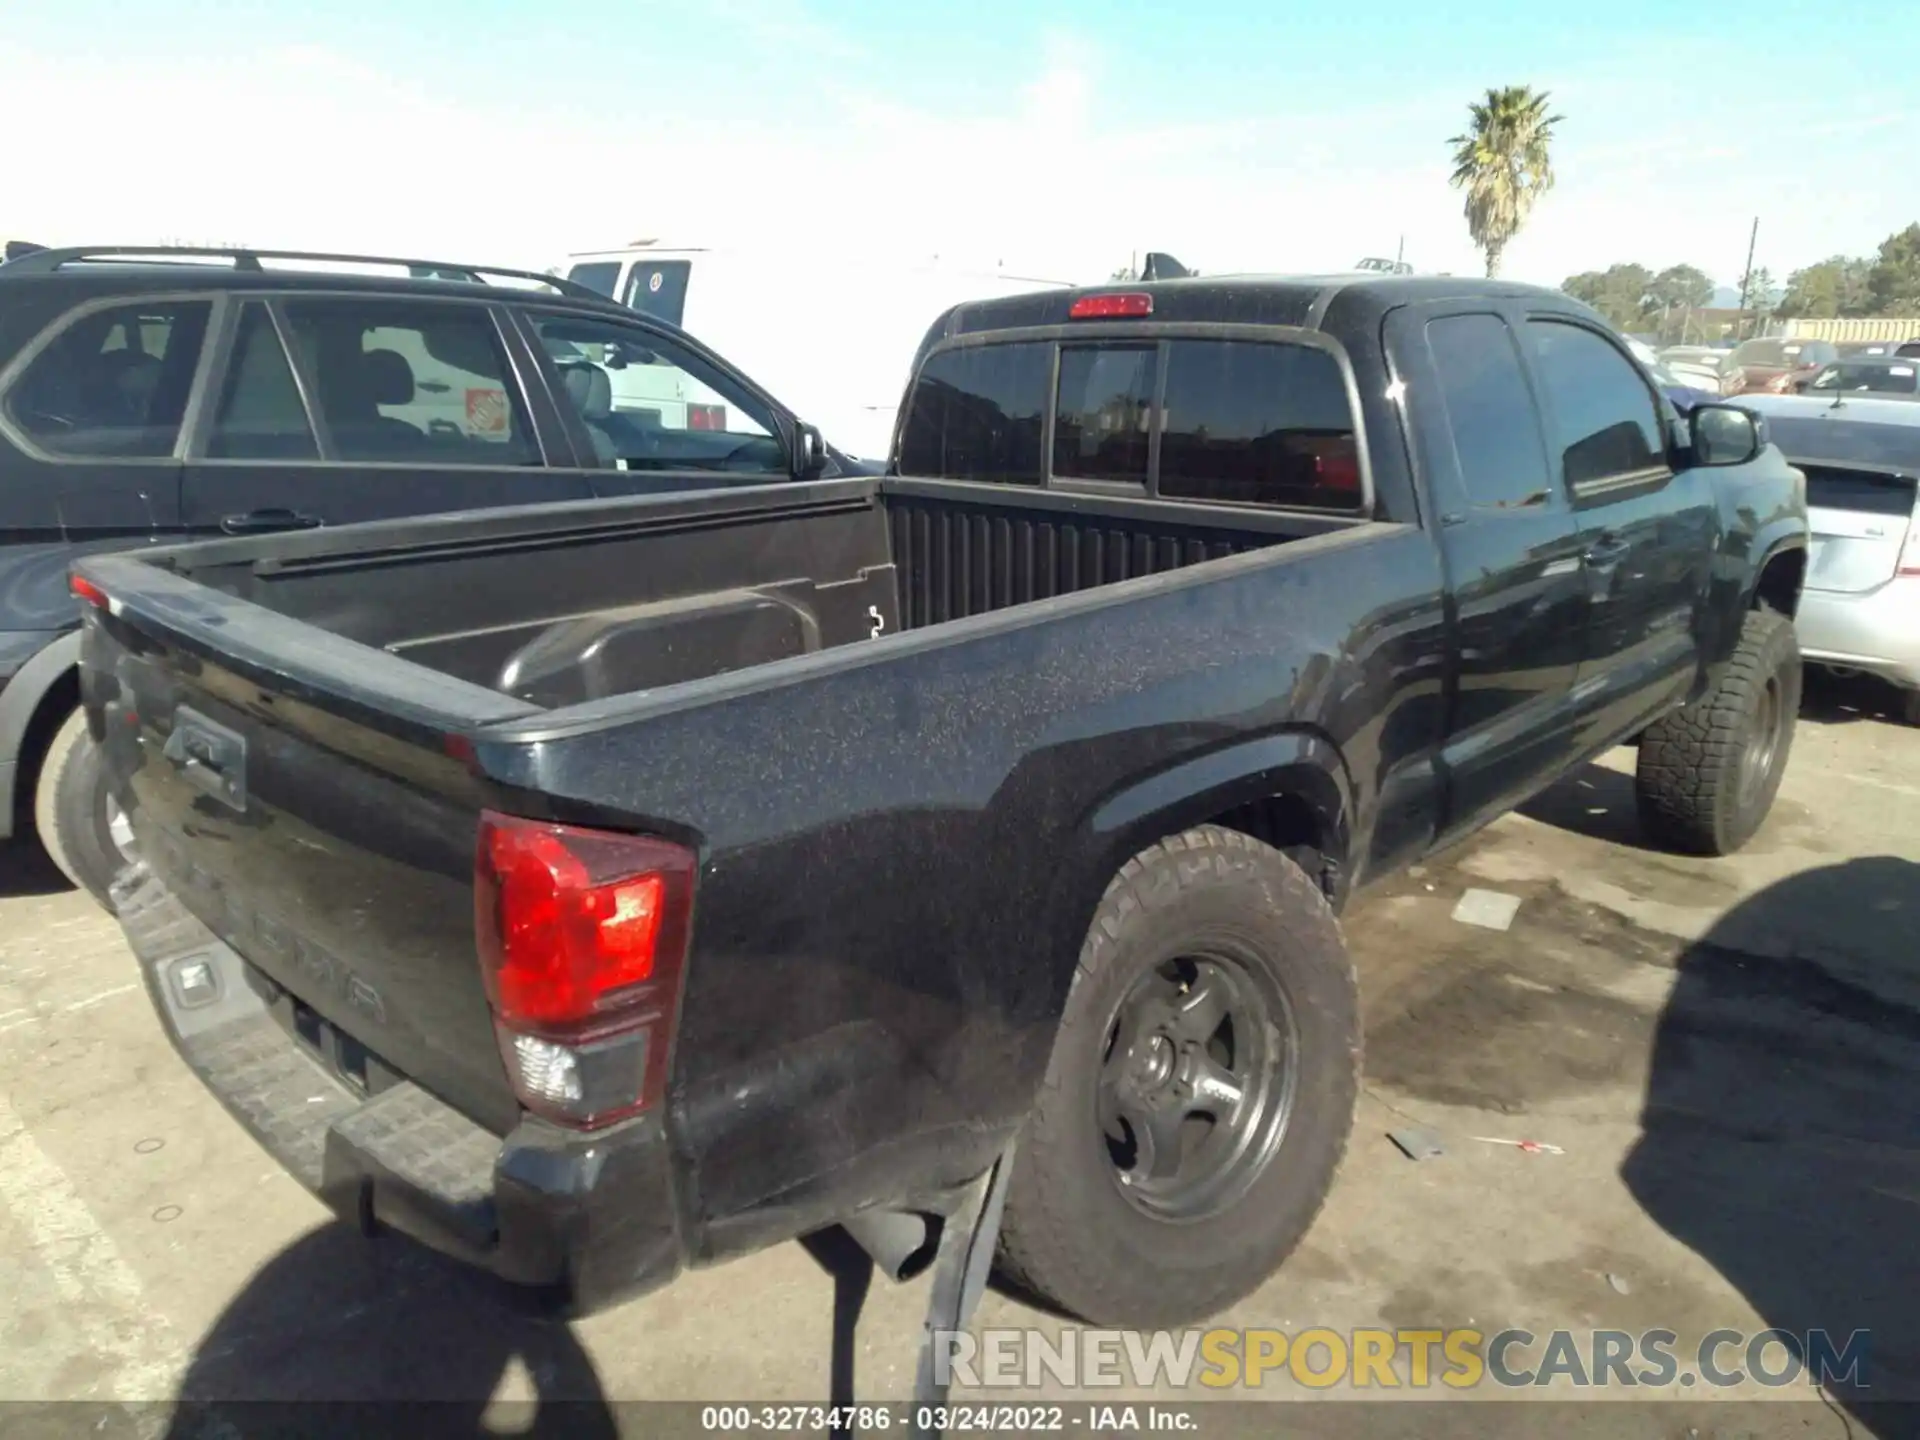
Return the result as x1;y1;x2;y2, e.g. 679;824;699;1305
1737;393;1920;724
557;243;1073;462
1658;344;1726;393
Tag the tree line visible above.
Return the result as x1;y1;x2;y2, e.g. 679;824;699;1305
1553;224;1920;341
1772;225;1920;319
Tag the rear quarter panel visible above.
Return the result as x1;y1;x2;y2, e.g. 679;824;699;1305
473;521;1449;1253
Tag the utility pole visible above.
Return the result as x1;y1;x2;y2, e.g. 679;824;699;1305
1735;217;1759;338
1395;234;1404;267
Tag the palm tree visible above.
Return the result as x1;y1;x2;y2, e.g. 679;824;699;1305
1447;86;1562;278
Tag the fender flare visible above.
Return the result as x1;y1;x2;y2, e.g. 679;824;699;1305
0;629;82;827
1084;729;1354;885
1027;729;1357;1041
1743;533;1810;614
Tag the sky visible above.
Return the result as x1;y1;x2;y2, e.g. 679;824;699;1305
2;0;1915;291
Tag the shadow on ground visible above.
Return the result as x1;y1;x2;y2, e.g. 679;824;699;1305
1516;761;1646;849
163;1223;618;1437
0;836;73;899
1799;667;1915;728
1623;855;1920;1438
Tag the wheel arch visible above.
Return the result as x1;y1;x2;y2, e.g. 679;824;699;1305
1748;538;1808;618
0;630;81;838
1028;730;1356;1055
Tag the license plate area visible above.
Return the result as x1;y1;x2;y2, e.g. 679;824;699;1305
241;963;404;1098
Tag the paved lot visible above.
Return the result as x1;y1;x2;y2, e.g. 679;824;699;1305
1;675;1915;1437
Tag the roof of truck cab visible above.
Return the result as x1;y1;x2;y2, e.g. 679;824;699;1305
936;272;1591;338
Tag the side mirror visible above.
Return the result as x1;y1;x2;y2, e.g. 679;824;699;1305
1689;403;1763;467
794;423;829;480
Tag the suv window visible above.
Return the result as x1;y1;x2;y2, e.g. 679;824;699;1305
623;261;691;327
1525;320;1666;486
280;299;537;466
1054;344;1155;484
6;299;212;458
208;304;318;460
1424;314;1555;509
529;313;784;474
1157;340;1362;508
898;342;1050;485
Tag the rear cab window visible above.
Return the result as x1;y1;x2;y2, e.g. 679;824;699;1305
898;332;1365;510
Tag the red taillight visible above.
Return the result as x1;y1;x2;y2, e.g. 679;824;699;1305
1899;521;1920;578
1069;292;1153;319
686;403;727;431
475;811;695;1128
70;574;109;610
1315;450;1362;493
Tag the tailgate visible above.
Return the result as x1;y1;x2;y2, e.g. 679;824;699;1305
1801;464;1919;595
76;554;541;1136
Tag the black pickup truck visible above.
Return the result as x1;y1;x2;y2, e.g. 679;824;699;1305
77;274;1808;1340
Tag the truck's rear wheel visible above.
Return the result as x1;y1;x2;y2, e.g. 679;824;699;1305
996;825;1359;1328
34;708;135;911
1634;608;1800;856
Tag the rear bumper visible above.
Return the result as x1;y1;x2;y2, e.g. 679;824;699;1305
1796;578;1920;689
112;865;686;1316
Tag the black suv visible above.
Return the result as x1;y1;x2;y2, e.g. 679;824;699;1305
0;245;854;903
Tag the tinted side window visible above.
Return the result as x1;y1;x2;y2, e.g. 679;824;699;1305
1425;314;1554;509
566;262;620;298
623;261;691;327
1157;340;1362;508
898;342;1050;485
1526;320;1665;486
6;300;211;458
280;299;537;466
1054;344;1155;484
208;304;318;460
530;313;783;474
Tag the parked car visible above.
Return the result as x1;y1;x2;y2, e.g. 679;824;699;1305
1837;339;1920;360
558;242;1071;463
76;271;1808;1351
1721;337;1840;396
1660;344;1728;393
1627;339;1716;411
1734;393;1920;724
1652;362;1720;412
1802;356;1920;401
0;244;865;907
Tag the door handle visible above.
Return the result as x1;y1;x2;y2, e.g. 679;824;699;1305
220;508;323;535
416;380;452;394
1584;534;1629;565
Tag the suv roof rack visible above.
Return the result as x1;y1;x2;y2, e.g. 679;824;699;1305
0;244;604;301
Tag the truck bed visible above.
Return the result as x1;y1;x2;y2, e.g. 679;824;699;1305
139;476;1346;710
77;474;1400;1302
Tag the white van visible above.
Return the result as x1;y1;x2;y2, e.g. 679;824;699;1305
558;244;1073;461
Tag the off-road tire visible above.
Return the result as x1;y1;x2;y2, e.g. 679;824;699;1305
995;825;1360;1328
1635;609;1801;856
34;707;129;910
